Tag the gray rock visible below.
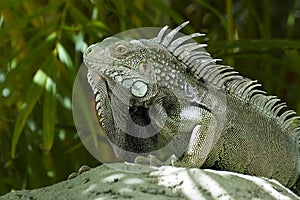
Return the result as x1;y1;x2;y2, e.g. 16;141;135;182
1;163;299;200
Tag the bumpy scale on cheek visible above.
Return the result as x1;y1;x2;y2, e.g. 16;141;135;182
137;60;156;83
155;63;186;92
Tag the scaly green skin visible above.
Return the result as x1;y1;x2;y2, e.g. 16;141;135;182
83;22;300;193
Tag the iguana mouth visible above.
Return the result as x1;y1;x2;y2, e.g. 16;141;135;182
83;56;115;68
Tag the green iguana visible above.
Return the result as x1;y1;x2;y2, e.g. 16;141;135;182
83;21;300;193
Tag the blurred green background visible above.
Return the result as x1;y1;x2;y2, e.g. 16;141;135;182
0;0;300;195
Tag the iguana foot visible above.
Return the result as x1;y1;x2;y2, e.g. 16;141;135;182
67;165;91;180
134;155;164;166
134;154;178;167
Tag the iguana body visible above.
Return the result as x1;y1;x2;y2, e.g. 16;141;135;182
83;22;300;192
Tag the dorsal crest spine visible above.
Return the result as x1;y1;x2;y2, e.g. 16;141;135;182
154;21;300;137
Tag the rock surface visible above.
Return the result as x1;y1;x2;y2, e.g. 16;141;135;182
1;163;299;200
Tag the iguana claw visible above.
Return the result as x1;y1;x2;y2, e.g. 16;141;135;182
67;165;91;180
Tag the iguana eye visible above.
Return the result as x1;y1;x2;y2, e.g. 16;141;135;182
115;44;128;55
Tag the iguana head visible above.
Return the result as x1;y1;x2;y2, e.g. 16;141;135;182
83;21;213;106
83;37;163;104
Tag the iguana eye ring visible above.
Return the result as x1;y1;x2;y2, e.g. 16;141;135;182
115;44;128;55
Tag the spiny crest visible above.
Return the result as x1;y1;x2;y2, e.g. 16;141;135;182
154;21;300;137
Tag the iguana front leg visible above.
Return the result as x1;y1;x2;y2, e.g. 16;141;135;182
176;105;218;168
135;100;218;169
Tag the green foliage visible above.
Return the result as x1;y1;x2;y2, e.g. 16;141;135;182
0;0;299;195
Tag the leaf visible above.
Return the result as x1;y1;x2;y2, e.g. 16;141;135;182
69;5;89;27
150;0;185;25
0;39;55;92
43;56;57;151
285;50;300;76
11;69;48;158
56;42;76;84
87;20;111;33
0;0;63;38
123;0;152;26
193;0;227;28
208;39;300;53
56;42;73;69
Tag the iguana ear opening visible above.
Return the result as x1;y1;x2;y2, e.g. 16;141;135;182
131;81;148;98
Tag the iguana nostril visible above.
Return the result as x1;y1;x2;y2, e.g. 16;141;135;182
86;47;93;54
